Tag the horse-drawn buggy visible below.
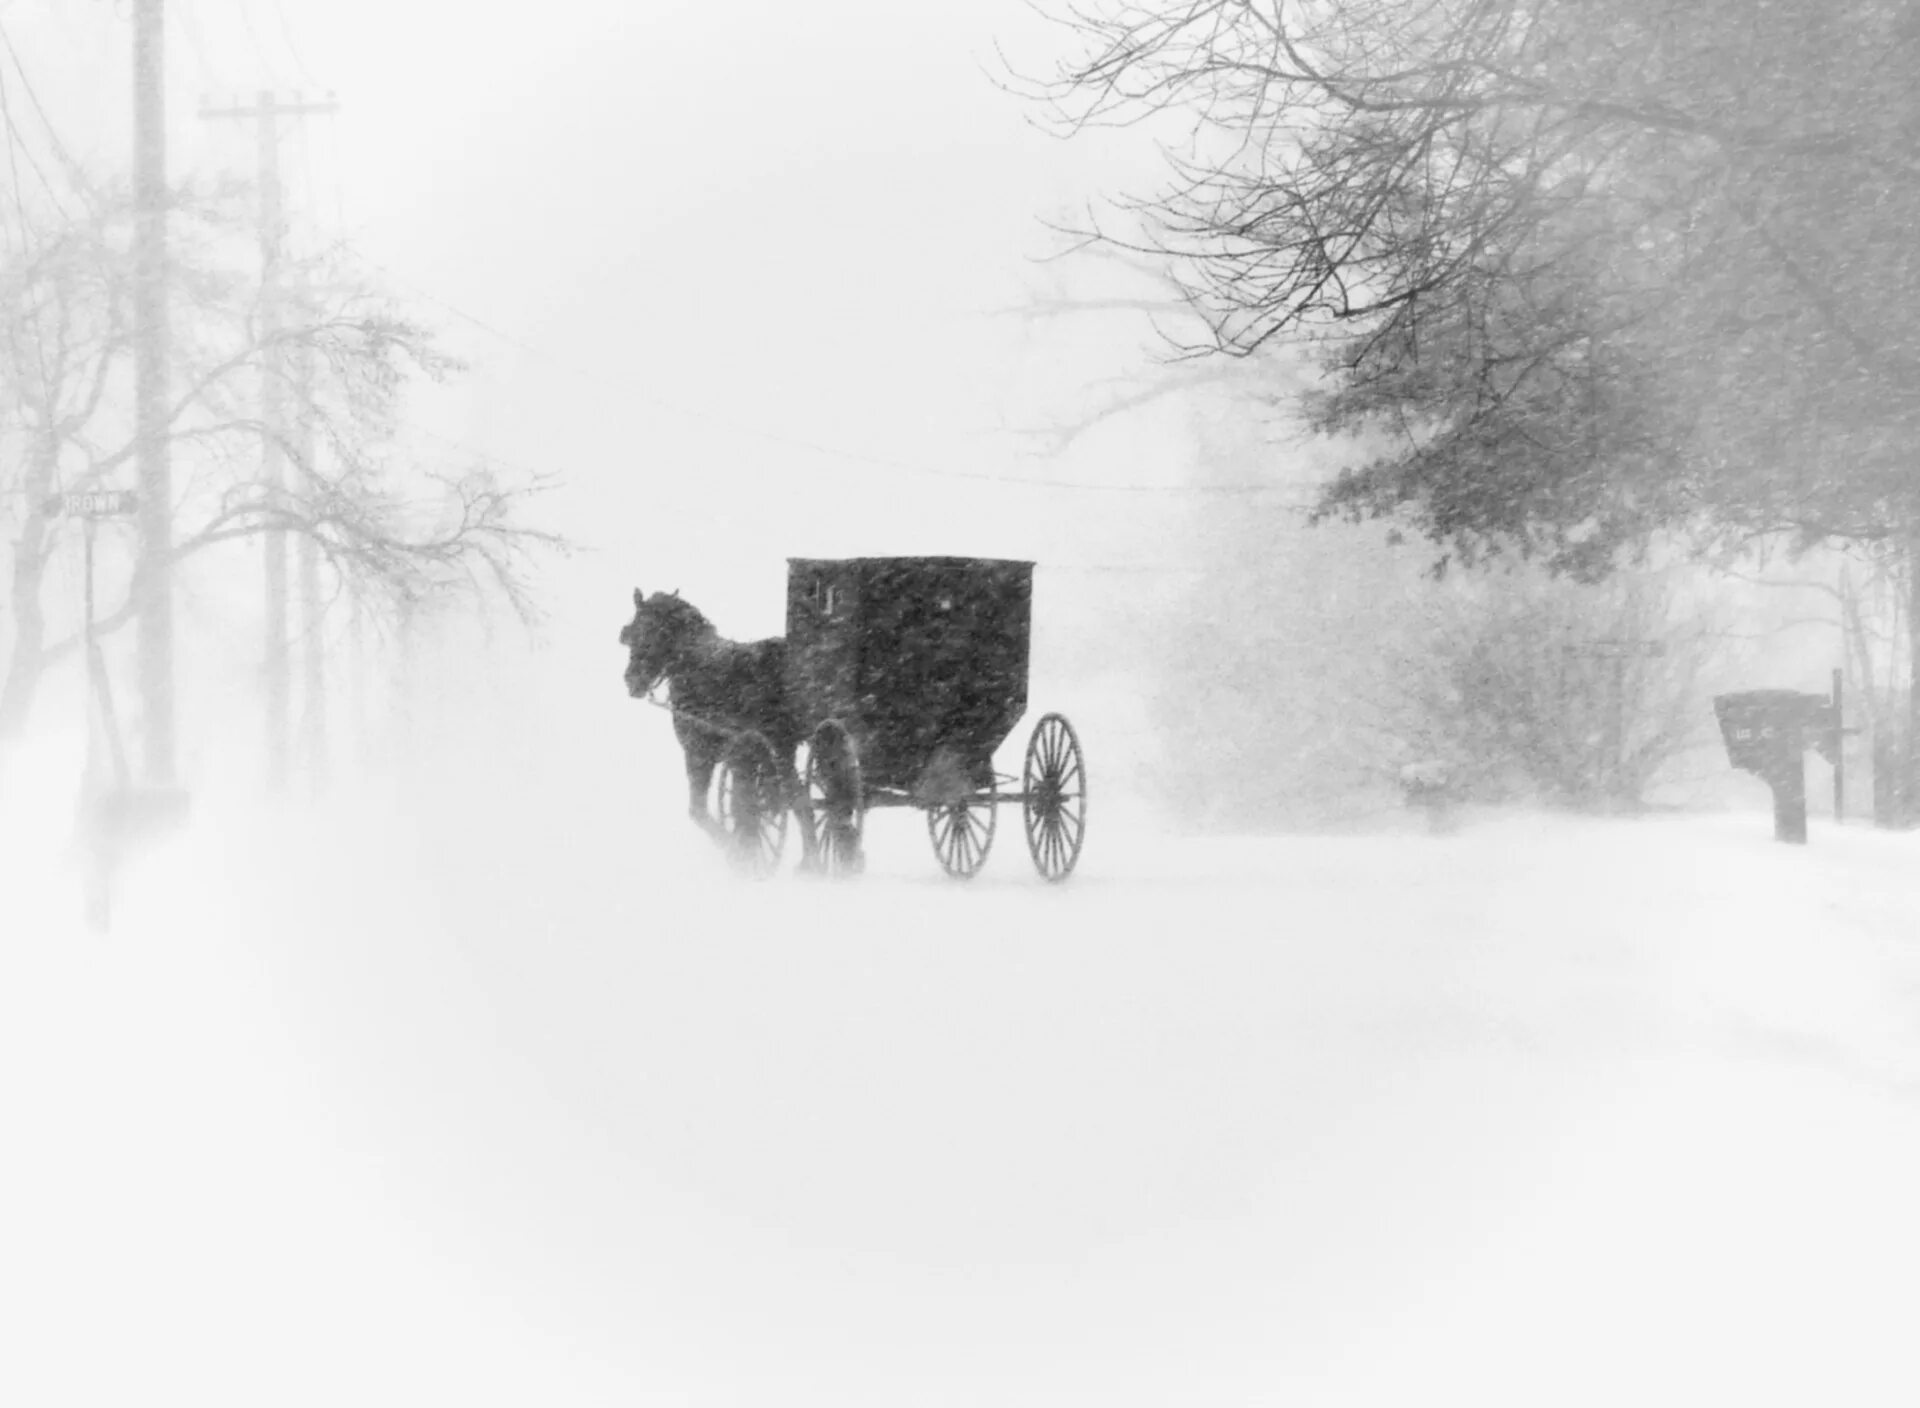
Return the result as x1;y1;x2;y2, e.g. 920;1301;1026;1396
619;556;1086;881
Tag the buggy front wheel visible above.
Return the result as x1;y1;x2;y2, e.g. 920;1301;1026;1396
804;719;864;877
1022;713;1085;882
714;732;788;878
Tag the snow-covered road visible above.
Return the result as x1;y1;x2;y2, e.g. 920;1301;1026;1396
8;757;1920;1407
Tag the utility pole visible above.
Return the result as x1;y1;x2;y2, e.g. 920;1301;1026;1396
133;0;173;785
348;594;368;771
1908;530;1920;825
1832;666;1846;822
295;306;326;794
396;593;416;757
199;91;337;794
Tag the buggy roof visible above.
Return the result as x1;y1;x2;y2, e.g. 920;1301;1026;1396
786;555;1036;569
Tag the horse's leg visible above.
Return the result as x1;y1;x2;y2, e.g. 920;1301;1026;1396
679;722;721;841
688;758;719;839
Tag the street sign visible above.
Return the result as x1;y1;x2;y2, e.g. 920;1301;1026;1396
44;490;139;517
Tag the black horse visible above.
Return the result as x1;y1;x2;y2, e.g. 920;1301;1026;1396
619;587;813;861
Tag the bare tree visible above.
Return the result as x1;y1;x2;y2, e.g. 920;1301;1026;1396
0;185;565;757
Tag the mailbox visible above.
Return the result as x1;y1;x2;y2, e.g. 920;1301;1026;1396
1713;690;1832;775
1712;690;1833;844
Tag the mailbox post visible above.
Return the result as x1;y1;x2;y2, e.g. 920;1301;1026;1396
1712;689;1836;844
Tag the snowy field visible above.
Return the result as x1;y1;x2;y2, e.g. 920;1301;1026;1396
7;732;1920;1408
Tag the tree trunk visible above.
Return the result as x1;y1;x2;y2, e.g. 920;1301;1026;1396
0;465;58;749
0;590;49;799
0;638;47;744
1907;530;1920;825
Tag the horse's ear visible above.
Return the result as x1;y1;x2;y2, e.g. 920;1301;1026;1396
633;587;645;607
670;587;680;599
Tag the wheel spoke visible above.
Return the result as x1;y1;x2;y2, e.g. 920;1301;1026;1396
1056;801;1082;839
929;787;994;878
1019;714;1084;881
713;736;787;876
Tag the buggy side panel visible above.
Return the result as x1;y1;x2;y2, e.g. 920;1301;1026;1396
787;557;1033;792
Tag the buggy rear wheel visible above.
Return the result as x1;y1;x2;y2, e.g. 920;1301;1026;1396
804;719;864;877
927;773;997;879
1022;713;1085;882
714;733;788;878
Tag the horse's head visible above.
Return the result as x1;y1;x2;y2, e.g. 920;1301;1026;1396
619;587;708;698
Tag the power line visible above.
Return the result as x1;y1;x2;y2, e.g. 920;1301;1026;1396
269;0;321;91
0;19;92;201
175;0;228;98
236;0;287;87
361;258;1322;502
0;103;26;251
409;422;558;487
0;60;66;234
327;120;346;237
296;119;317;260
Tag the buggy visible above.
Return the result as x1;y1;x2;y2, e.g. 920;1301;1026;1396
781;556;1086;881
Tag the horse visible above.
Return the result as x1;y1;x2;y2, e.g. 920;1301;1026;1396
619;587;815;862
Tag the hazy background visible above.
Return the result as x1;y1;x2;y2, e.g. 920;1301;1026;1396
4;0;1856;821
10;0;1156;757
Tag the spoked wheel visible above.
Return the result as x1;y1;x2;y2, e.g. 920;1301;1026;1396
713;732;788;878
803;719;864;877
1022;713;1086;882
927;772;998;880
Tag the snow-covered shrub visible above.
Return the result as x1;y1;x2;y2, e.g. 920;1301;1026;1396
1376;569;1724;809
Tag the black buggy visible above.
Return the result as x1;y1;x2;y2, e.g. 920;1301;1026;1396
721;556;1087;881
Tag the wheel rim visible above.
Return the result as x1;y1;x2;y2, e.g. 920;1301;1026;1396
928;775;997;879
1022;713;1085;881
716;735;787;877
804;721;864;877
